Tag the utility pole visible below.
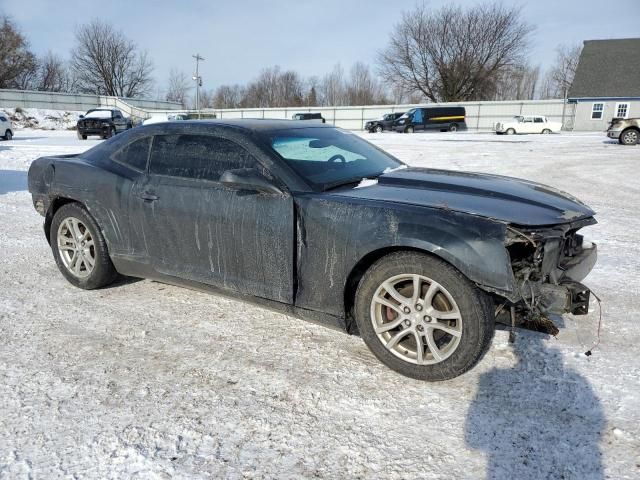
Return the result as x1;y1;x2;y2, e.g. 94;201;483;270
192;54;204;119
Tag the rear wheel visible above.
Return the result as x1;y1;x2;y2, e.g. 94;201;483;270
620;128;639;145
50;203;118;289
542;128;551;134
449;123;458;132
354;252;494;381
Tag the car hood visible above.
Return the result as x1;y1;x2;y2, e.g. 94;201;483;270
332;167;595;226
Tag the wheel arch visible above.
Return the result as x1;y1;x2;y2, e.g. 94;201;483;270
342;242;512;334
621;126;640;138
44;197;83;244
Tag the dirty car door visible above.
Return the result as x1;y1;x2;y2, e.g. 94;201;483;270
137;133;294;303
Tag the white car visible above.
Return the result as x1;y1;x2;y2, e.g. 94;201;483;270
142;113;188;125
0;112;13;140
495;115;562;135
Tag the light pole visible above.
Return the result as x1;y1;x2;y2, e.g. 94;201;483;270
192;54;204;118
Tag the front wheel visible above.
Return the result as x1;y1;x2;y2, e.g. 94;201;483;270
620;128;639;145
354;252;494;381
50;203;118;289
77;130;87;140
542;129;551;134
448;123;458;132
405;126;414;133
506;128;516;135
4;130;12;140
375;125;384;133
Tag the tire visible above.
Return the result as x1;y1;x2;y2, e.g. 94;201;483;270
50;203;118;290
542;129;551;134
354;251;494;381
104;127;115;139
77;130;87;140
405;126;414;133
506;128;516;135
449;123;458;132
4;130;12;140
619;128;639;145
375;125;384;133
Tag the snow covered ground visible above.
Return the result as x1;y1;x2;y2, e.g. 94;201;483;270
2;108;84;130
0;129;639;479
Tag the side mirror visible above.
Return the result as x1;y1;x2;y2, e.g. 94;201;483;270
79;115;84;119
220;168;282;195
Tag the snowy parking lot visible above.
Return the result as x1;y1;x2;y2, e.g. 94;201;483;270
1;129;639;479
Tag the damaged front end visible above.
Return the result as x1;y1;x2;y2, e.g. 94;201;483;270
501;218;598;333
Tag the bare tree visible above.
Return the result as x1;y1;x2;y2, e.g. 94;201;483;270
540;44;582;99
377;3;534;102
0;15;37;89
35;52;73;92
319;63;346;106
165;68;191;107
71;19;154;97
346;62;387;105
212;84;245;108
493;64;540;100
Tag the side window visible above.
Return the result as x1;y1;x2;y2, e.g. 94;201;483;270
413;109;423;123
112;137;151;171
591;103;604;119
149;134;257;181
523;117;533;123
534;117;544;123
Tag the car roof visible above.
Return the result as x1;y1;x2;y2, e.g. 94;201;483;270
155;118;334;132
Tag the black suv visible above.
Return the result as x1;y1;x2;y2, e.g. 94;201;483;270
77;109;132;140
365;112;404;133
292;112;326;123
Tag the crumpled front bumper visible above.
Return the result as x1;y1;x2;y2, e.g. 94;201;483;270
506;220;598;318
532;242;597;316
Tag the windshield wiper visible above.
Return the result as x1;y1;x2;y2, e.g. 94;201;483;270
322;173;382;191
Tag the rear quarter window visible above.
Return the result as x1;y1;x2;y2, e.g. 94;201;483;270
111;137;151;171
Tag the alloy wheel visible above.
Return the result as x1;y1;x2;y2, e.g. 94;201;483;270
57;217;96;278
370;273;463;365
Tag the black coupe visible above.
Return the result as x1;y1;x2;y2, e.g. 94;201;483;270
28;120;598;380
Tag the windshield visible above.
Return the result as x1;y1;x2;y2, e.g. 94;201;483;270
85;110;112;119
268;127;403;190
399;109;415;119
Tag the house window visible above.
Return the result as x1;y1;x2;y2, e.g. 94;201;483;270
615;103;629;119
591;103;604;120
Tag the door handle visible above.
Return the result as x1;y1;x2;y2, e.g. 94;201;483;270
140;191;159;202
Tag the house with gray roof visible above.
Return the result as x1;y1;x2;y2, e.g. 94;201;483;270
568;38;640;131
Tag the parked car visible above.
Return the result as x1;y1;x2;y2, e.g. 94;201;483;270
142;113;189;126
292;112;325;123
395;107;466;133
606;117;639;145
365;112;404;133
0;111;13;140
76;109;132;140
27;120;597;381
495;116;562;135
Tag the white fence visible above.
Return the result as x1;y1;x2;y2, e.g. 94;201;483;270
0;88;182;117
203;99;571;131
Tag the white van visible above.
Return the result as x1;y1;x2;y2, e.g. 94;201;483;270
0;112;13;140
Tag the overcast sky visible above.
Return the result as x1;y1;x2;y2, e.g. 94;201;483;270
3;0;640;95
